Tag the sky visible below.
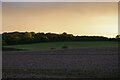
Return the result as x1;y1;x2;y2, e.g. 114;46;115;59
2;2;118;38
2;0;119;2
0;2;1;33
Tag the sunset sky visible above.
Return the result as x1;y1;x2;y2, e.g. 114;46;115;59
2;2;118;38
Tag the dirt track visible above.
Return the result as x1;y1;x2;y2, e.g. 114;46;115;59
2;47;119;78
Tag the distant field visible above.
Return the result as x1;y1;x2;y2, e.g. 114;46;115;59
3;41;118;78
3;47;118;78
3;41;118;51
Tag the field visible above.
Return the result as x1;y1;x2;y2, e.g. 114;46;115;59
2;41;119;78
3;41;118;51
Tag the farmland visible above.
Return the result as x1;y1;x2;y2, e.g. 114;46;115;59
3;41;118;51
2;41;119;78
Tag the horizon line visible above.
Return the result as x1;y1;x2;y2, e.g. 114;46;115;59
1;31;117;38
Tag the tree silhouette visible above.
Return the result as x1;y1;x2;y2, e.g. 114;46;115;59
2;32;117;46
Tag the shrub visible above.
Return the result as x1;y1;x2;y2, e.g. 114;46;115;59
62;46;68;49
50;48;55;50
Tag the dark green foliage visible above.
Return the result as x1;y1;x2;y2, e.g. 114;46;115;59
50;48;56;50
2;32;117;46
116;35;120;41
62;46;68;49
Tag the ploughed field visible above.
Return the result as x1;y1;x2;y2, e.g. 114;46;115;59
2;41;119;78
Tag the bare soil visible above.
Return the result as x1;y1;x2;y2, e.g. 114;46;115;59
2;47;119;78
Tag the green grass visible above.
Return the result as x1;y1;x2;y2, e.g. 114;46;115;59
3;41;118;51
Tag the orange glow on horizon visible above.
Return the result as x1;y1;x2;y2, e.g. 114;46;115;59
2;2;118;38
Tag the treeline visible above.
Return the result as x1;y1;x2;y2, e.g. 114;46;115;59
2;32;119;46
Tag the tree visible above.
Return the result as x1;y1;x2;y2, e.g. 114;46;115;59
2;31;115;45
22;32;33;43
116;35;120;41
116;35;120;39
